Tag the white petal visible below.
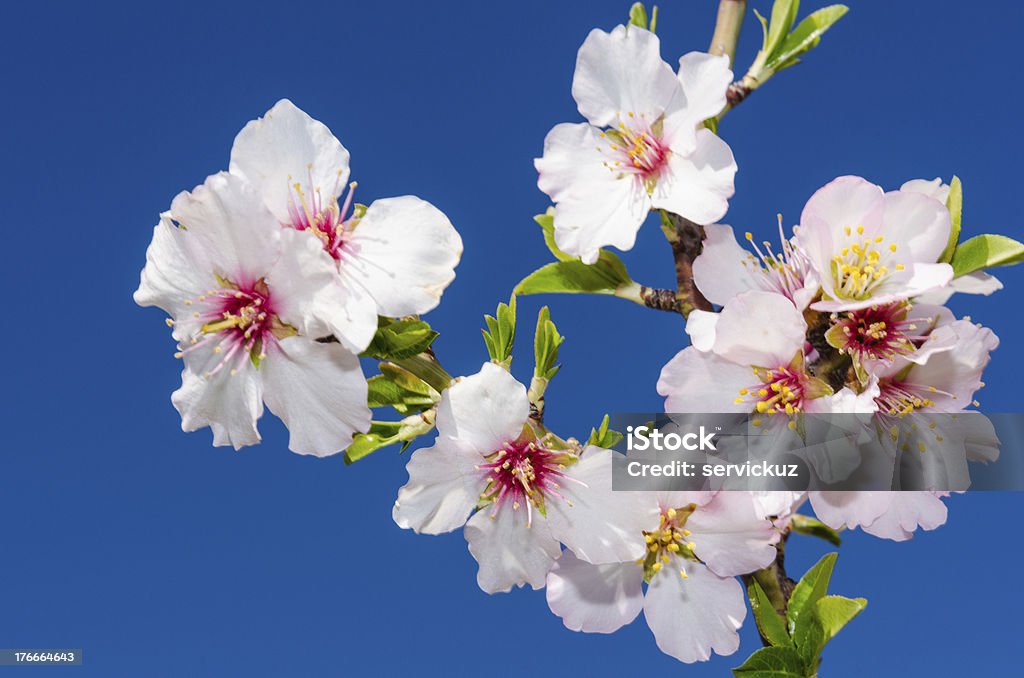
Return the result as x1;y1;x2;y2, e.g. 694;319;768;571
643;558;745;663
684;310;719;352
916;271;1003;305
900;177;949;204
344;196;462;317
650;128;736;225
545;447;659;564
393;437;485;535
881;190;951;264
436;363;528;453
572;25;679;127
692;224;760;306
134;218;218;337
167;172;282;284
808;491;888;532
172;346;264;450
260;336;370;457
667;52;732;136
686;492;778;577
464;507;561;593
861;491;949;541
229;99;350;223
546;550;644;633
536;123;650;264
657;348;757;413
907;320;999;411
711;290;805;367
267;228;376;352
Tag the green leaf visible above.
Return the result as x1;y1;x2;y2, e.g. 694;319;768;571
366;364;438;414
534;212;573;262
345;414;435;464
628;2;648;29
938;175;962;263
482;295;517;366
765;0;801;59
786;553;837;635
771;5;849;71
515;250;633;296
732;646;807;678
587;414;624;449
950;233;1024;277
793;595;867;668
790;514;842;546
363;318;438;361
747;579;792;647
533;306;564;381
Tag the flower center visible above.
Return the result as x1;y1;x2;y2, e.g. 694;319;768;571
599;112;670;185
174;278;296;377
285;171;358;261
826;301;928;364
741;217;811;304
830;226;905;300
638;505;698;582
477;438;581;526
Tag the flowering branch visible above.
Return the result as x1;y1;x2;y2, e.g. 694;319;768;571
661;211;713;317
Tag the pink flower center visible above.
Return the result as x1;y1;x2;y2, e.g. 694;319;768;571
827;302;928;363
477;439;581;526
285;173;358;262
175;279;293;377
599;113;670;182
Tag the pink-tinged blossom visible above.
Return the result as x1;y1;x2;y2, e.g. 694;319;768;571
536;25;736;264
393;363;645;593
693;222;818;309
546;492;777;663
663;291;835;415
795;176;953;311
134;172;371;456
230;99;463;353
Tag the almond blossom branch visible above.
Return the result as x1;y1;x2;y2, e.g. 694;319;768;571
661;211;713;317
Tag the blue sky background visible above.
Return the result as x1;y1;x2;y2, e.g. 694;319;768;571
2;1;1022;675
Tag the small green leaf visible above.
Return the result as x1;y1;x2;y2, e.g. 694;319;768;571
533;306;564;381
363;318;438;361
938;175;962;263
765;0;801;59
732;646;807;678
534;212;573;262
345;414;435;464
515;250;633;296
771;5;848;71
747;579;792;647
587;414;624;449
786;553;837;635
790;514;842;546
792;595;866;668
950;233;1024;277
366;364;438;414
482;295;517;366
628;2;648;29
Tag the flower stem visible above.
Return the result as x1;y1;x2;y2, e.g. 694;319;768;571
708;0;747;66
